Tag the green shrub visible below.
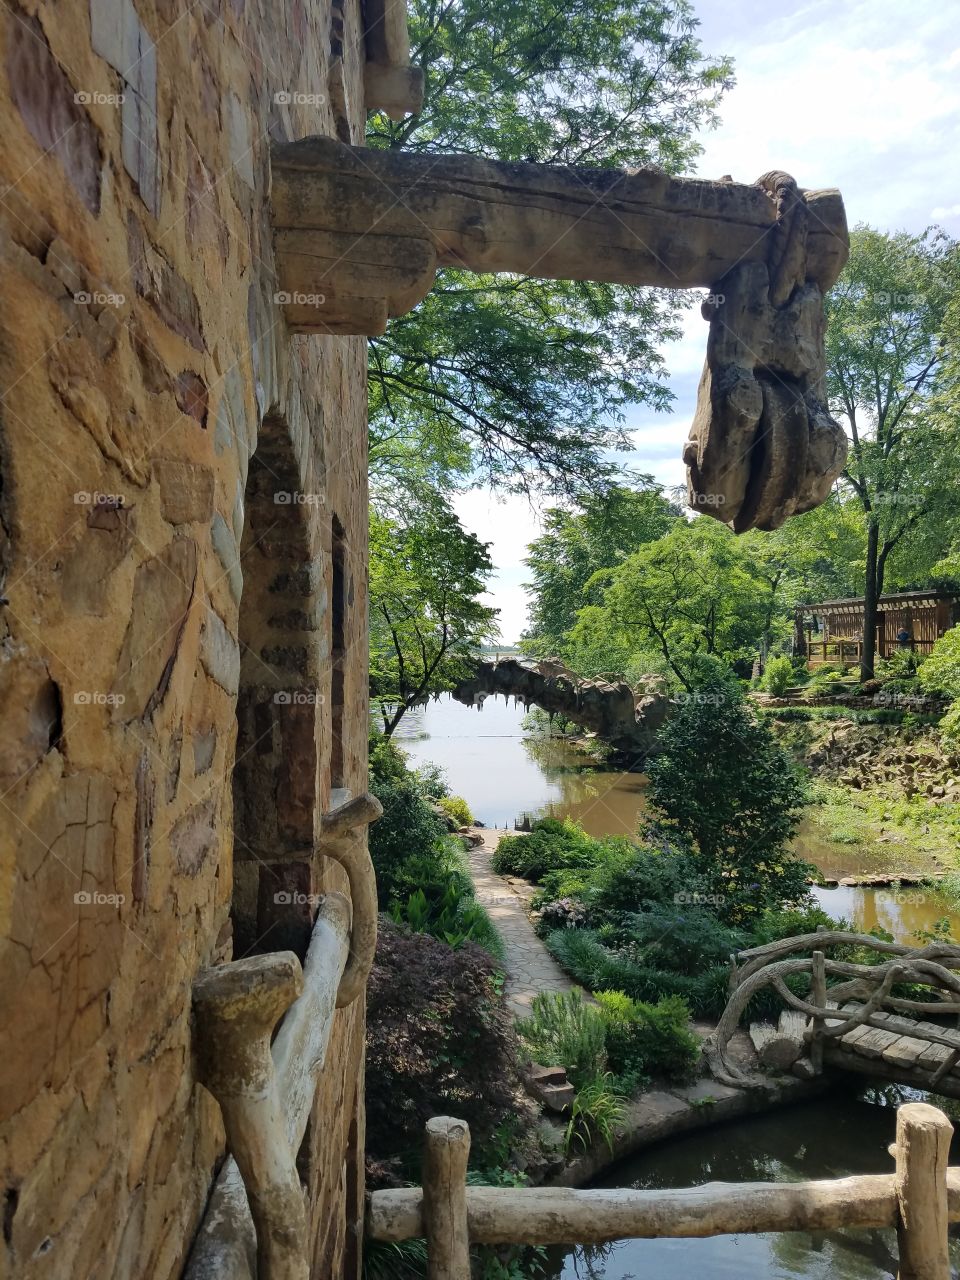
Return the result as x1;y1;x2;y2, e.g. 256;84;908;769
491;818;600;881
516;989;607;1088
761;655;795;696
646;686;810;921
919;625;960;699
594;990;700;1083
565;1075;625;1154
438;794;474;826
940;699;960;749
544;928;731;1020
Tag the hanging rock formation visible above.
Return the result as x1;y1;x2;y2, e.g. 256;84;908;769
452;658;671;758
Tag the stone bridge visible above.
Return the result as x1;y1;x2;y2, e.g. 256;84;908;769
451;657;671;759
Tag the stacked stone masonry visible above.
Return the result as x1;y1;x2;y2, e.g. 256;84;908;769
0;1;371;1277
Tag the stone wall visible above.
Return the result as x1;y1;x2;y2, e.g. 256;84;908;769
0;1;370;1276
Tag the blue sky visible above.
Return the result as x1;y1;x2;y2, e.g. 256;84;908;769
455;0;960;642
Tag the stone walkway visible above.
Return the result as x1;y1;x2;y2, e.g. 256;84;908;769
466;829;578;1020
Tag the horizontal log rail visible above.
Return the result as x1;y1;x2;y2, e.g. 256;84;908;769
367;1105;955;1279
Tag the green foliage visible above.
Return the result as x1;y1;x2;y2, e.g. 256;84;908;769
646;686;811;920
544;927;731;1020
369;734;502;957
761;655;795;696
940;699;960;749
367;0;732;501
919;625;960;698
437;794;474;826
594;990;700;1083
492;818;603;882
363;1239;429;1280
370;503;499;735
563;519;769;686
825;226;960;676
522;483;679;656
565;1075;626;1155
516;990;607;1089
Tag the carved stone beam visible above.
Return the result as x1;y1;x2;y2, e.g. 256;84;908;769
270;138;847;335
318;791;383;1007
192;952;308;1280
271;142;849;530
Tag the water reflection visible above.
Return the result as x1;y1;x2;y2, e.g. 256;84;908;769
545;1092;960;1280
393;695;958;942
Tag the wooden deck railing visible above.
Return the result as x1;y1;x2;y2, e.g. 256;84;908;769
367;1105;958;1280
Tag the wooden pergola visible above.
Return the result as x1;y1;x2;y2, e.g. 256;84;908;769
795;590;960;668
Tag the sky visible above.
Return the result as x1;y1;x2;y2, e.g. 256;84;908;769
453;0;960;643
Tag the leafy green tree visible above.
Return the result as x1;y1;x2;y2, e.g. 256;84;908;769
646;687;809;921
563;519;768;688
369;503;499;735
367;0;732;500
522;482;679;655
825;226;960;678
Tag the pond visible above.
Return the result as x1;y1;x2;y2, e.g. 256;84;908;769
393;694;960;942
543;1088;960;1279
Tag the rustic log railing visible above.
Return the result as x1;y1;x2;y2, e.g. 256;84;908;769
367;1105;958;1280
706;930;960;1094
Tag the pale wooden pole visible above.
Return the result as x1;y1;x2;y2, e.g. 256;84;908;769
423;1117;471;1280
895;1102;952;1280
810;948;826;1075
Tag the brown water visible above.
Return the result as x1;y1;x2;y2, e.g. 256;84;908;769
395;694;960;942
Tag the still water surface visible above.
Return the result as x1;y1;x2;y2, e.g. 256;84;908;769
394;695;960;941
393;695;960;1280
546;1091;960;1279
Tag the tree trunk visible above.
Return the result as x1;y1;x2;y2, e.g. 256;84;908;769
861;518;880;681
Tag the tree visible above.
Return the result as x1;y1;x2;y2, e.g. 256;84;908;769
367;0;732;500
825;226;960;678
521;481;679;655
646;687;809;921
563;518;768;688
369;502;499;735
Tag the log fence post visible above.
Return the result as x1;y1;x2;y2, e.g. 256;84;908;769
423;1117;471;1280
894;1102;952;1280
810;949;826;1074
